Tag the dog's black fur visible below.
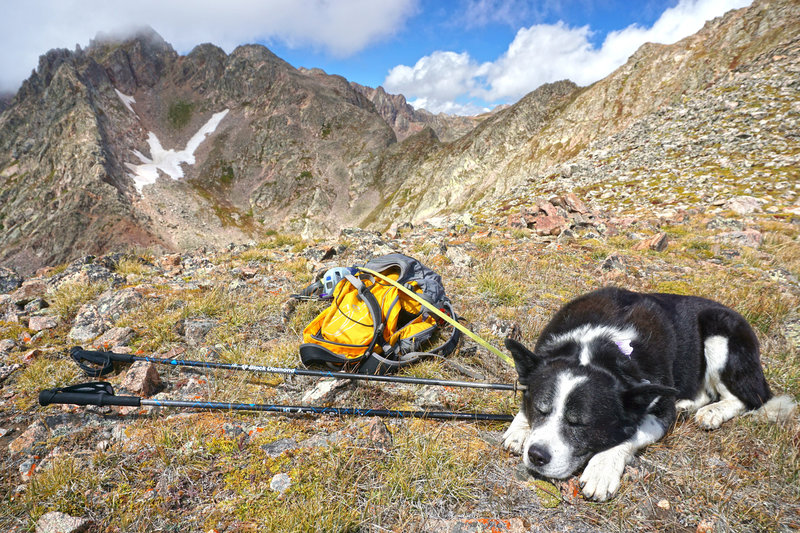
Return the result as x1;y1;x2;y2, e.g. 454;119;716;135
503;287;791;501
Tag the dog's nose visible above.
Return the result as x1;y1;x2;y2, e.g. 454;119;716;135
527;445;551;467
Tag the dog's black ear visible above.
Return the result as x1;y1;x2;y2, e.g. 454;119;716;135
504;337;541;380
622;382;678;415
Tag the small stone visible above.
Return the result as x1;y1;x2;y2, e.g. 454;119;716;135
633;232;668;252
24;298;49;313
159;254;183;274
366;418;393;450
111;424;131;443
535;198;559;217
184;319;217;347
121;361;164;397
222;423;246;439
69;289;143;343
657;499;671;510
600;254;626;271
723;196;764;215
706;218;745;231
68;305;107;343
445;246;474;268
488;319;521;340
564;193;589;214
270;473;292;494
415;387;443;409
0;363;22;383
261;438;299;458
0;267;22;294
507;213;526;229
8;420;49;455
302;379;351;404
91;326;136;349
424;518;529;532
715;229;763;249
1;295;22;323
533;215;568;236
34;511;92;533
28;315;58;332
95;288;144;323
0;338;16;353
19;456;38;481
11;280;47;306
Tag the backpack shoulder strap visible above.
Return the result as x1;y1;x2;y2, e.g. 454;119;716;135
344;274;385;350
300;274;387;370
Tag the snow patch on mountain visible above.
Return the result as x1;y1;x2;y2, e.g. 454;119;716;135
126;110;229;193
115;89;136;114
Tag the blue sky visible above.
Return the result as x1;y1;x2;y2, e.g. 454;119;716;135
270;0;668;85
0;0;752;114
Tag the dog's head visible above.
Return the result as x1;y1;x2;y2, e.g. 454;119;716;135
506;337;674;478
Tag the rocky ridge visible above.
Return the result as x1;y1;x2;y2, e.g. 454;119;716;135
348;81;481;142
367;0;800;228
488;34;800;230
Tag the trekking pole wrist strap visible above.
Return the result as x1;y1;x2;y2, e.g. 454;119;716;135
39;382;141;407
69;346;134;377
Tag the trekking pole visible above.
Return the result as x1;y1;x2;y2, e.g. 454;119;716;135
70;347;525;392
39;382;515;422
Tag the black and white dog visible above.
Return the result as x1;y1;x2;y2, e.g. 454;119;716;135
503;287;795;501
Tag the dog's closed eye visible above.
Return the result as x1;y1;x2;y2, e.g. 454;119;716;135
565;410;587;426
532;397;552;416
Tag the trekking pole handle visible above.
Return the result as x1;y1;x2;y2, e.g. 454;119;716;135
38;382;141;407
70;346;133;377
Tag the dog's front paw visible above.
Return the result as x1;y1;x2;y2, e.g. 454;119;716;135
580;448;628;501
502;425;526;454
502;411;529;454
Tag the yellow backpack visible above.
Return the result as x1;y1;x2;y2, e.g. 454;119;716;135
300;254;460;374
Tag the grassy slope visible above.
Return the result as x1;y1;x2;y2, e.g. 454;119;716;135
1;203;798;532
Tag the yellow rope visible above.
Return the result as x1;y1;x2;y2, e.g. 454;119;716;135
357;266;515;368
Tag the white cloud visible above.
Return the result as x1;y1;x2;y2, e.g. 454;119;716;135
385;0;753;115
476;21;596;101
408;97;490;117
385;51;485;113
0;0;417;93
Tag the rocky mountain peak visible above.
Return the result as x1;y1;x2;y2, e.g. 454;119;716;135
348;80;480;142
90;25;172;53
88;27;178;92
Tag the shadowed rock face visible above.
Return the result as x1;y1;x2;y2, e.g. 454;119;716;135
0;28;402;274
1;0;798;275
